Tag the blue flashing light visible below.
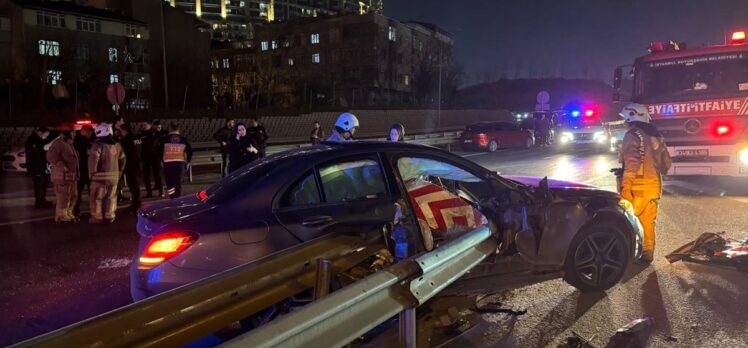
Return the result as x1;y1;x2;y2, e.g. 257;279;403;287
571;110;581;117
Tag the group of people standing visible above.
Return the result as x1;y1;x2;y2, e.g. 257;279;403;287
213;118;268;175
25;117;193;224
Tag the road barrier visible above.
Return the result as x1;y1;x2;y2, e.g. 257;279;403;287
12;224;493;348
12;233;386;348
222;226;494;348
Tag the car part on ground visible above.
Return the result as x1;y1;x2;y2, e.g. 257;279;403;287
666;232;748;272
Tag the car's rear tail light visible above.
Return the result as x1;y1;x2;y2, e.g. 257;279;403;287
197;190;208;201
477;133;489;146
139;232;197;267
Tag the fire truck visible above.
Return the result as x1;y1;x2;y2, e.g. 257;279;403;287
613;31;748;177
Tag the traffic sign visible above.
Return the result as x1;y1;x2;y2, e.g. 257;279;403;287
106;83;126;105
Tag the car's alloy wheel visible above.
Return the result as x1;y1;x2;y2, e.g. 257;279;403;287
488;140;499;152
563;226;629;292
525;138;533;148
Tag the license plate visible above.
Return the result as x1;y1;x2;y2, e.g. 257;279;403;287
676;149;708;157
463;140;473;143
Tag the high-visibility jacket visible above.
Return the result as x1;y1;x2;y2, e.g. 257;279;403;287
89;137;126;183
619;122;672;199
161;132;193;163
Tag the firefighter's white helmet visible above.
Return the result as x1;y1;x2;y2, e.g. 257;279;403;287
335;112;359;132
619;103;651;123
95;123;113;137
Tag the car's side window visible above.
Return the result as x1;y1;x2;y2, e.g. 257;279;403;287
318;158;387;203
282;171;321;207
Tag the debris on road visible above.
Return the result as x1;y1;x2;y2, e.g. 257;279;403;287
471;300;528;316
615;317;654;336
666;232;748;272
665;335;678;342
97;258;131;269
565;331;600;348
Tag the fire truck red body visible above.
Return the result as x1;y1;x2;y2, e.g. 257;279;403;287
615;32;748;177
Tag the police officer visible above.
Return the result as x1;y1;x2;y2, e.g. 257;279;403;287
139;121;163;198
327;112;359;142
618;103;672;263
213;119;235;176
25;126;53;208
89;123;126;224
159;123;192;199
47;123;79;223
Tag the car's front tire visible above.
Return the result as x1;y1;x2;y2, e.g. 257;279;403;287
563;224;629;292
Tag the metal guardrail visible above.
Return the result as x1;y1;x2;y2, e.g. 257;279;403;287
188;130;462;181
222;225;494;348
12;233;386;348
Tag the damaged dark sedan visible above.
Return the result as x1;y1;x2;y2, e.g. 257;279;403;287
131;141;643;301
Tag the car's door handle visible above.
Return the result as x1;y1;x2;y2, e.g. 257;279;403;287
302;215;334;227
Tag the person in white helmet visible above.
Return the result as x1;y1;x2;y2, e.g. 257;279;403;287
88;123;126;223
327;112;359;142
618;103;672;263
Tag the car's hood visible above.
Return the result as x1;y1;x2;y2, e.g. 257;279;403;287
504;175;618;198
139;194;212;223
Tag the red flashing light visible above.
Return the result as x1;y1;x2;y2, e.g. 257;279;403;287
732;31;746;44
584;109;595;117
139;232;196;266
75;120;92;125
715;124;731;137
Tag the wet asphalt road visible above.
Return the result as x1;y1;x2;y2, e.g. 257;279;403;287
1;145;747;347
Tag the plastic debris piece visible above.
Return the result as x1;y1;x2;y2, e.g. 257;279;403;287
615;317;654;336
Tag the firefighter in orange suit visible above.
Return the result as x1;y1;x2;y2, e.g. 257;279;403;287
159;123;192;199
88;123;126;223
618;103;672;263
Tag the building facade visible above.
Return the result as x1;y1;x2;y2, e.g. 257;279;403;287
0;0;151;116
168;0;383;43
211;12;453;109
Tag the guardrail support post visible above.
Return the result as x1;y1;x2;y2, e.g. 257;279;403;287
399;308;416;348
313;258;331;300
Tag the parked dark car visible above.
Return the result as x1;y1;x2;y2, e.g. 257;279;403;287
131;141;642;300
460;121;534;152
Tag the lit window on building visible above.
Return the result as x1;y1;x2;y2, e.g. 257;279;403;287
288;58;294;66
312;53;320;63
401;74;410;86
261;41;269;51
77;17;101;33
240;1;245;6
110;74;119;83
47;70;62;85
125;24;139;38
222;58;230;69
272;40;278;49
388;26;397;42
36;11;65;28
311;33;320;44
108;48;118;62
38;40;60;56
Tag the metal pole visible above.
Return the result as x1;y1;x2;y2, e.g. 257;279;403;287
437;47;442;129
399;308;416;348
160;2;169;109
182;85;188;113
313;258;331;300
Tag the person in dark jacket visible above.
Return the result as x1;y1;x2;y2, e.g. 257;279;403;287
228;123;259;173
139;121;163;198
73;125;95;217
213;119;235;177
159;123;192;199
25;126;53;208
247;118;268;157
120;123;141;208
310;121;324;145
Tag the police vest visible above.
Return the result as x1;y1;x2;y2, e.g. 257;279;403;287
163;142;187;163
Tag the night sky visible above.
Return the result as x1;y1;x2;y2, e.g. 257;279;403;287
385;0;748;86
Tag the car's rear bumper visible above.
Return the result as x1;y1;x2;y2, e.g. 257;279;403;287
460;140;487;150
130;260;217;301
